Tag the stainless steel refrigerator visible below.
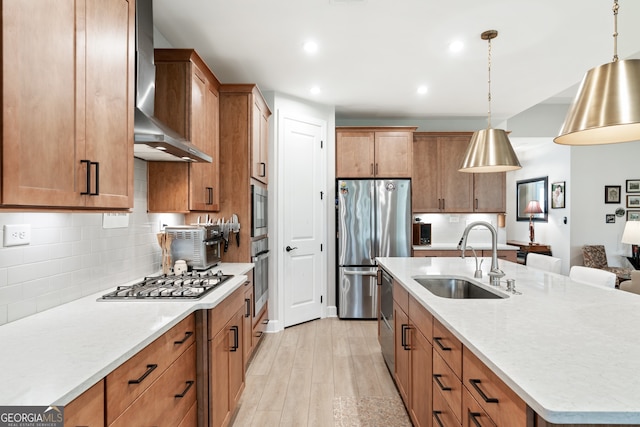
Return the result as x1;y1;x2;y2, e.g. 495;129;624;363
337;179;411;319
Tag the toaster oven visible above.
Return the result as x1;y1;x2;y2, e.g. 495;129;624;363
165;225;222;270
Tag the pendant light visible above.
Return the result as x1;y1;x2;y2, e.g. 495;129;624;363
555;0;640;145
459;30;521;173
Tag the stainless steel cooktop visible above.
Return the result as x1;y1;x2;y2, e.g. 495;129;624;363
100;269;233;300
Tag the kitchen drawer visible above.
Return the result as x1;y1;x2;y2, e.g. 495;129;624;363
253;302;269;349
433;350;462;423
409;295;432;343
463;348;527;427
462;387;496;427
64;379;104;427
433;318;462;379
432;385;462;427
110;343;197;427
177;401;198;427
393;278;409;314
209;284;245;339
106;314;195;424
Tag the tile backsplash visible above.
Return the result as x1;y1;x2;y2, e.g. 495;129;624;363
0;159;184;325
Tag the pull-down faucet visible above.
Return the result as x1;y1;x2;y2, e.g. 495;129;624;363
458;221;504;286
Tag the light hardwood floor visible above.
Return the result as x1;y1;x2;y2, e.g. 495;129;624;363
231;318;408;426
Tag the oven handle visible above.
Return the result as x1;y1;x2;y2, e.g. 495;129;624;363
343;270;377;277
252;250;269;262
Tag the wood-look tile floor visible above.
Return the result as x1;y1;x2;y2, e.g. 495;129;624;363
231;318;410;427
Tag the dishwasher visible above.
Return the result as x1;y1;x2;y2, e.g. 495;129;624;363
379;268;394;373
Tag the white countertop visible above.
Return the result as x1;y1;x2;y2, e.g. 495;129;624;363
413;243;518;251
0;262;253;407
377;256;640;424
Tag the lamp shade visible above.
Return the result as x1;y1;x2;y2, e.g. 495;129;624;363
622;220;640;244
458;128;522;173
554;59;640;145
524;200;543;215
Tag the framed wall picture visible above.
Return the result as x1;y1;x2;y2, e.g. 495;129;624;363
627;210;640;221
606;214;615;223
551;181;565;209
605;185;621;204
627;179;640;193
628;195;640;208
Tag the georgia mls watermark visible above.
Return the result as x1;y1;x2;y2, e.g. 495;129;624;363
0;406;63;427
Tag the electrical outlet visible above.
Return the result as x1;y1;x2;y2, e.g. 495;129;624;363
3;224;31;247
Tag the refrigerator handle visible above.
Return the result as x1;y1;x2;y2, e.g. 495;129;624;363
343;270;378;277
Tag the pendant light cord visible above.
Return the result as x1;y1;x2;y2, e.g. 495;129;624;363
613;0;619;62
487;36;493;128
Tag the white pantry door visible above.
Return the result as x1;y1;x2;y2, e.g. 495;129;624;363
282;115;324;327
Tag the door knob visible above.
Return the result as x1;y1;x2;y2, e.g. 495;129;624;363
285;246;298;252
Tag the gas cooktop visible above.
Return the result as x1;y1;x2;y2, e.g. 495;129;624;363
100;269;233;300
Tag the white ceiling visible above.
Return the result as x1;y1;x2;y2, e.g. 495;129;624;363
152;0;640;122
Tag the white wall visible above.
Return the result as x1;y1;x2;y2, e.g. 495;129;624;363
0;160;184;325
262;91;335;329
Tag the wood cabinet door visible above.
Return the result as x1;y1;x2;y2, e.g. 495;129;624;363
243;282;254;365
394;302;410;407
209;324;231;427
228;308;245;412
412;135;440;212
409;328;432;427
336;131;375;178
439;135;473;212
374;131;413;177
83;0;134;209
474;172;506;213
251;98;269;184
64;379;104;427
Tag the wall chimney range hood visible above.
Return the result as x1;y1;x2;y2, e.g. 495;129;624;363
133;0;211;163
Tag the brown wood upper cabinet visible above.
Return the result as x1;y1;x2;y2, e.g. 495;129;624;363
336;127;416;178
147;49;221;213
1;0;135;209
413;132;505;213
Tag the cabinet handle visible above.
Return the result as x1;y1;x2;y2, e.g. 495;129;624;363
370;163;374;176
174;331;193;345
433;374;452;391
475;198;479;210
206;187;213;205
230;325;239;352
245;298;251;318
262;318;269;325
433;411;445;427
91;161;99;195
442;198;445;210
469;411;483;427
400;324;410;350
469;379;499;403
433;337;452;351
174;380;195;398
255;331;263;338
260;162;266;177
128;364;158;384
375;163;378;175
80;160;91;195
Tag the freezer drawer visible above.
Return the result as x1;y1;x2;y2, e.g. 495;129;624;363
338;267;378;319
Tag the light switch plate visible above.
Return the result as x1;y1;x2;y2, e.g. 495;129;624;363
4;224;31;247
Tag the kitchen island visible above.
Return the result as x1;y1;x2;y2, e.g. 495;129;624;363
378;256;640;425
0;262;253;408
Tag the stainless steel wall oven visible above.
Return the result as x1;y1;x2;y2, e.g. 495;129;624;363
252;237;269;315
251;184;268;238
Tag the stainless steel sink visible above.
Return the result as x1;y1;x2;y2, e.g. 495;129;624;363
413;277;507;299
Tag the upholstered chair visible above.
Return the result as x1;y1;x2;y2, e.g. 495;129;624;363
569;266;617;289
620;271;640;295
526;253;562;274
582;245;632;284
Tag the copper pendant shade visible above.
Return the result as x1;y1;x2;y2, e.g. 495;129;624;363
555;0;640;145
459;30;521;173
554;59;640;145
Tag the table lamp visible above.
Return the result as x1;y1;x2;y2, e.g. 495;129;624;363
524;200;543;244
621;221;640;264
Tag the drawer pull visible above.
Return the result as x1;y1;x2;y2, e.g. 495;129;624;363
400;324;410;350
255;331;263;338
433;411;445;427
469;411;483;427
262;319;269;325
174;380;195;398
230;326;239;352
469;379;499;404
174;331;194;345
245;298;251;318
433;374;451;391
433;337;452;351
128;364;158;385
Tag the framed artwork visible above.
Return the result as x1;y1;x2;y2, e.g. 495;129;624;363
551;182;565;209
627;210;640;221
606;214;615;223
628;195;640;208
605;185;621;204
627;179;640;193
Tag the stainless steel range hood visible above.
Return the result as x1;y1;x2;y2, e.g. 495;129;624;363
133;0;211;163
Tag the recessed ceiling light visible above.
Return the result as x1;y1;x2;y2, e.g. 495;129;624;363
303;41;318;54
449;40;464;53
310;86;321;95
417;86;428;95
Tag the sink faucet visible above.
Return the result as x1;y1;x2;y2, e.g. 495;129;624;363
458;221;504;286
